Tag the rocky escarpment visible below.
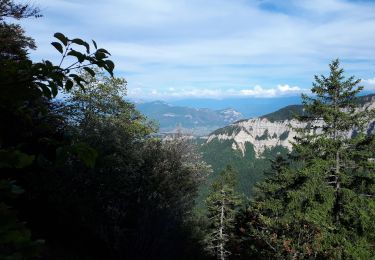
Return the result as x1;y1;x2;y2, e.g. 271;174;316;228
207;118;302;157
207;94;375;158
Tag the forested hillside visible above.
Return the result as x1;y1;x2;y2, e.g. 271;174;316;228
200;93;375;203
199;140;288;201
260;93;375;122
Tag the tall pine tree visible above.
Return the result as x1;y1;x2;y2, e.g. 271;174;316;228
205;166;241;260
237;59;375;259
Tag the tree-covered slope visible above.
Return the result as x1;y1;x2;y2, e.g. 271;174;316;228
259;94;375;122
260;104;304;122
198;93;375;205
198;139;289;204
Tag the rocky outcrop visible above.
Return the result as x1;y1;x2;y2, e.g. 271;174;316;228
207;118;302;157
207;95;375;158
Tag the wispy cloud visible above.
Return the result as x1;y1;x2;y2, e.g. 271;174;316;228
127;84;308;99
240;84;306;97
362;78;375;85
362;78;375;91
22;0;375;99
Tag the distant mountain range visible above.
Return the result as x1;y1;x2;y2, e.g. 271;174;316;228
132;91;375;119
169;96;302;118
136;101;243;136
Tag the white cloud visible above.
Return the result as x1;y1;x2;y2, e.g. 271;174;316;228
240;84;306;98
128;84;307;99
362;78;375;85
277;84;303;93
20;0;375;99
361;77;375;91
240;85;277;97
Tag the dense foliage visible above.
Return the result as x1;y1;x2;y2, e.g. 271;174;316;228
235;59;375;259
200;139;289;201
0;2;210;259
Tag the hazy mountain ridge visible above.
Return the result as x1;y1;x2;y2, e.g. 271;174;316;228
136;101;243;135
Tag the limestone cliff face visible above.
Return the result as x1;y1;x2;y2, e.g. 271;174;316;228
207;118;301;157
207;96;375;158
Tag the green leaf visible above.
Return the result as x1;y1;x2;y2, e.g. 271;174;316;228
68;73;78;78
72;75;87;91
72;38;90;53
105;60;115;72
50;82;58;97
45;60;53;67
97;48;111;55
67;50;85;63
83;67;96;77
51;42;64;54
54;32;68;46
36;82;52;98
72;38;85;45
65;79;74;91
56;143;97;168
95;51;106;59
77;81;85;91
74;75;87;84
71;143;98;168
92;40;98;49
0;150;35;169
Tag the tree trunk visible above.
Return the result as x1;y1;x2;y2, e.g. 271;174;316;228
219;191;225;260
333;89;341;223
335;150;340;191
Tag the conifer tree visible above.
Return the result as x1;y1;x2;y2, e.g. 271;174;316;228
205;166;241;260
237;59;375;259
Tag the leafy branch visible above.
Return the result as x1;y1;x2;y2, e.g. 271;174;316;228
35;32;115;98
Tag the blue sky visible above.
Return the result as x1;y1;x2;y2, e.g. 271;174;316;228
21;0;375;100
